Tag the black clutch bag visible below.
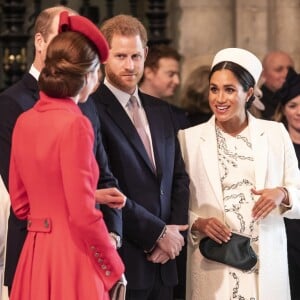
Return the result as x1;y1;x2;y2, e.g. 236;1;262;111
199;232;257;271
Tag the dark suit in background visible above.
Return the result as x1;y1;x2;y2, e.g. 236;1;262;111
260;84;277;120
170;104;190;131
285;142;300;299
93;84;189;295
0;72;121;291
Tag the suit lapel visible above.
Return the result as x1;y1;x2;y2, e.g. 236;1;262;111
248;114;268;189
99;86;156;173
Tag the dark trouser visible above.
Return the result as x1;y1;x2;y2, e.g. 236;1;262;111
126;267;173;300
284;218;300;300
288;247;300;300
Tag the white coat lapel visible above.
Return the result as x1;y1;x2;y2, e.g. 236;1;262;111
200;117;224;207
248;114;268;190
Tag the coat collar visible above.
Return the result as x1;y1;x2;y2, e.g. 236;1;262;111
199;113;268;205
34;92;82;115
199;116;223;204
248;113;268;189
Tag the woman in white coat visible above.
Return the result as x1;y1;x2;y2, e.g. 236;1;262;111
178;48;300;300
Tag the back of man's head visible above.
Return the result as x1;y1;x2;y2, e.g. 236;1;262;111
32;6;77;72
34;6;77;42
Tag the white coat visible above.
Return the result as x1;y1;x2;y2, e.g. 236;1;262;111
178;114;300;300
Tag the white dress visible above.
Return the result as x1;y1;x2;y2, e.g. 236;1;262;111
216;125;258;300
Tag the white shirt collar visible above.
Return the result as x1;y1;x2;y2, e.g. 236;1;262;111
29;65;40;81
104;78;141;108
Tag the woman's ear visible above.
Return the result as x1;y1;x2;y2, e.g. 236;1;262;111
246;87;254;102
84;73;88;85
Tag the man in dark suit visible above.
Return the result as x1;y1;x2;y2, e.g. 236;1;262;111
140;44;190;299
0;6;123;293
92;14;189;300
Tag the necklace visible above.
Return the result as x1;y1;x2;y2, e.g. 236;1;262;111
216;119;248;137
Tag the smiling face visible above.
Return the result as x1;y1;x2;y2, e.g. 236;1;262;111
262;52;294;92
283;95;300;134
209;69;253;131
104;34;147;94
143;57;180;98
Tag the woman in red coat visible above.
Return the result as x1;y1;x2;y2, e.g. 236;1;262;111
8;12;124;300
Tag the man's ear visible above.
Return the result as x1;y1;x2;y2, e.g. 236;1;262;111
34;33;44;53
144;46;148;59
144;66;155;79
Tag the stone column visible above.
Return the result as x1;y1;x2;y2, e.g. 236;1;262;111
171;0;235;84
271;0;300;69
235;0;268;61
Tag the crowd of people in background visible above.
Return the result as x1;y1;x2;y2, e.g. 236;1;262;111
0;4;300;300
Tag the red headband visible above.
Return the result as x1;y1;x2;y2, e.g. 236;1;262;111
58;11;109;63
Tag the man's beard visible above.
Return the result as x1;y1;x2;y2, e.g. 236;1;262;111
105;65;142;94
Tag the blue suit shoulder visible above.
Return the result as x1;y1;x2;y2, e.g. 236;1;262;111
0;73;38;111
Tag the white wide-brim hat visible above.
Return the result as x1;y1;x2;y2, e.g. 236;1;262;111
211;48;262;85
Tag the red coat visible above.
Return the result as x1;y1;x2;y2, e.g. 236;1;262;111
9;92;124;300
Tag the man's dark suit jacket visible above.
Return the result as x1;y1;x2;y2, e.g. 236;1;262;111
92;84;189;290
0;73;121;289
260;84;277;120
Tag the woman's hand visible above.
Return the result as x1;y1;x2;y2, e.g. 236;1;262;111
251;187;288;220
95;187;126;209
193;217;231;244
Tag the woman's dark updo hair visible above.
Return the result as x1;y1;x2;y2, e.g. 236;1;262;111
209;61;256;109
39;31;99;98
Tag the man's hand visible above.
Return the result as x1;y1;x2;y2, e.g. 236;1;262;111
157;224;188;259
147;247;170;264
109;235;117;249
95;187;126;208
